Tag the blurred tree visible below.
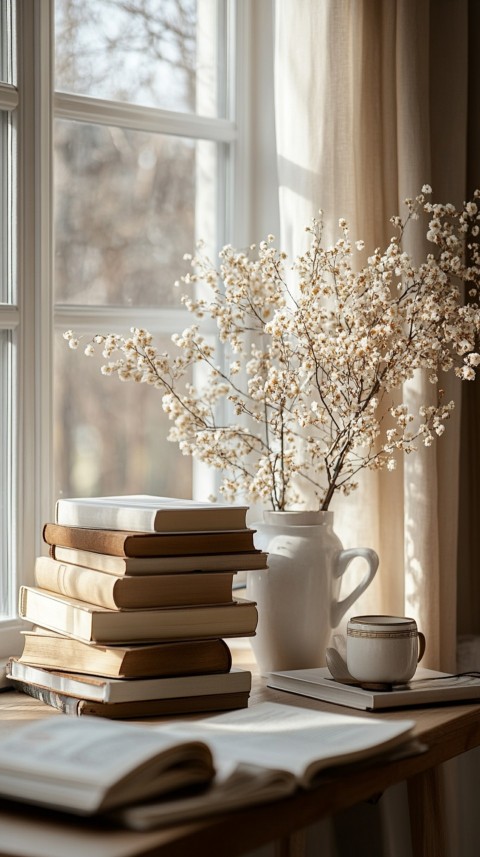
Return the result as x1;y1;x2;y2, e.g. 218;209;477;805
55;0;197;110
53;0;209;500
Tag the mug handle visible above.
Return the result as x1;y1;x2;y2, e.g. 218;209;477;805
330;548;379;628
418;632;426;662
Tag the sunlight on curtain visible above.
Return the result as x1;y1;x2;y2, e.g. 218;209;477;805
274;4;470;856
274;0;469;673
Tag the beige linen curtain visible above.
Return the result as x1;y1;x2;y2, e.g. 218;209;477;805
275;0;470;671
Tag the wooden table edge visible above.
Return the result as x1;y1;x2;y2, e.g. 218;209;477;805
2;679;480;857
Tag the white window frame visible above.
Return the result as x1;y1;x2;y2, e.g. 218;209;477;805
0;0;255;663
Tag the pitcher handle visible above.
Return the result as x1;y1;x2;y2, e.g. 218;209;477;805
330;548;379;628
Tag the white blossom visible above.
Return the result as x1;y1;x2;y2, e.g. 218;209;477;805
65;189;480;511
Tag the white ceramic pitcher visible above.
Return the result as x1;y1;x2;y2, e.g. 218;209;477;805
246;510;379;674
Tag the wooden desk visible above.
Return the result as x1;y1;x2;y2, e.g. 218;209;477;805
1;662;480;857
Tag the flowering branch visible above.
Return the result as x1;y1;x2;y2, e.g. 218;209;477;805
65;187;480;511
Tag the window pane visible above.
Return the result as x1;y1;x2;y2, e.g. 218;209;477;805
0;114;7;302
54;120;218;306
0;1;15;85
0;330;15;619
0;112;15;303
54;0;223;117
54;331;192;500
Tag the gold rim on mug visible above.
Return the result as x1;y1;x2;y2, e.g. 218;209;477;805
349;614;416;624
347;628;418;640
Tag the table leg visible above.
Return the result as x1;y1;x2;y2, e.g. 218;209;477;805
274;829;307;857
407;767;447;857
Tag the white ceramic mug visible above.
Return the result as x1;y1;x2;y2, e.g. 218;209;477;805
346;615;426;686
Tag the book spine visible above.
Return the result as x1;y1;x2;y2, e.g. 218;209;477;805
8;678;83;715
9;678;249;717
51;546;128;574
18;586;27;616
222;639;233;672
43;524;129;557
71;692;251;718
19;586;95;641
34;557;118;610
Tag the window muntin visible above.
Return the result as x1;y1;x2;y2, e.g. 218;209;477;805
0;107;16;305
0;330;15;620
0;114;8;303
0;1;16;625
54;0;223;117
54;122;218;307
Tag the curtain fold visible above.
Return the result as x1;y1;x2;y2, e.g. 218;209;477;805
275;0;469;671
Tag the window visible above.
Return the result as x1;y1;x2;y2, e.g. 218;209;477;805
0;0;18;654
0;0;252;659
53;0;233;502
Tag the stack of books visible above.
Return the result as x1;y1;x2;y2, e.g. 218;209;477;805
8;495;268;718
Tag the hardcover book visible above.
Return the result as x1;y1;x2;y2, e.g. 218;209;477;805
43;523;257;557
49;545;268;575
19;586;258;643
118;702;416;829
55;495;249;533
7;660;252;704
17;630;233;678
10;682;250;718
267;666;480;711
34;556;236;610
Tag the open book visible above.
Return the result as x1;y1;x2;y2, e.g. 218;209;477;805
0;716;214;814
119;702;415;829
0;703;414;825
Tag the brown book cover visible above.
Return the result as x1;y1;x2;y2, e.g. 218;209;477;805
9;680;250;718
18;630;232;678
43;523;257;557
34;556;235;610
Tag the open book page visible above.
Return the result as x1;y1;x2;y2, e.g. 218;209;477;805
0;717;213;814
119;701;415;830
159;702;414;783
118;762;297;830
